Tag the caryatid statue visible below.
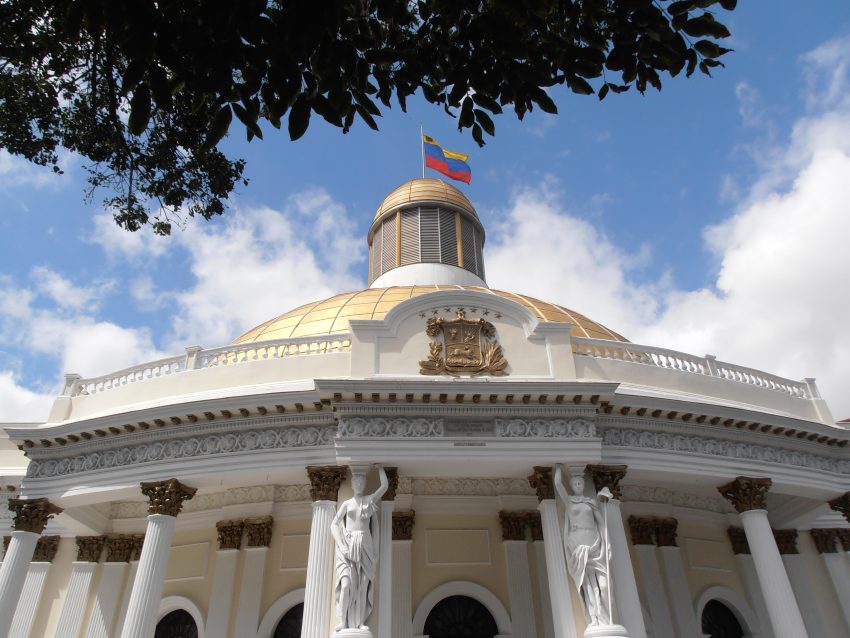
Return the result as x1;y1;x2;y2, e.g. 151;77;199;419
332;464;388;634
554;465;622;635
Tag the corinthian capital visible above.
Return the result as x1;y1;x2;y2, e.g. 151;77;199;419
527;466;555;501
140;478;197;517
828;492;850;523
717;476;771;513
9;497;63;534
586;464;628;500
306;465;347;502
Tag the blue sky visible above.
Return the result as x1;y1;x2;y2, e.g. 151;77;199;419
3;1;850;420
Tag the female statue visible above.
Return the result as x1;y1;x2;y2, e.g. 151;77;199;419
554;465;612;627
332;465;388;633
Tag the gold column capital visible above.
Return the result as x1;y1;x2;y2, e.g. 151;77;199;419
528;511;544;541
655;517;679;547
306;465;347;502
76;535;106;562
772;529;798;555
381;467;399;502
9;497;63;534
717;476;772;513
828;492;850;523
244;516;273;548
527;466;555;502
33;535;60;562
498;511;529;541
215;519;244;550
809;529;840;554
140;478;197;517
392;510;416;541
628;516;655;545
586;464;628;500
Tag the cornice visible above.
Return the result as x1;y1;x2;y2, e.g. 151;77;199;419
333;403;597;418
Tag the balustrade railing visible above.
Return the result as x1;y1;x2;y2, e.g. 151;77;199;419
74;355;186;396
572;337;812;400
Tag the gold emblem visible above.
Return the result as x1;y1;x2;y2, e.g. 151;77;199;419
419;310;508;376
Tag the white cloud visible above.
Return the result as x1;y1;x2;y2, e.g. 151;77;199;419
0;371;54;422
89;211;169;260
0;149;75;190
30;266;110;311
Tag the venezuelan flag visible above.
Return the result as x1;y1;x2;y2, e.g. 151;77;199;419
423;134;472;184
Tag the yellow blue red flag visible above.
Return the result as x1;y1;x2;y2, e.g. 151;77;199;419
422;134;471;184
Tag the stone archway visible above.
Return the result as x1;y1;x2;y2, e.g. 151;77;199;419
701;600;745;638
423;595;499;638
155;610;198;638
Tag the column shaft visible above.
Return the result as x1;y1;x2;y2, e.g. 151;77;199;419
739;510;808;638
504;540;538;638
120;514;177;638
781;554;828;637
657;546;701;637
377;500;393;638
301;500;336;638
205;550;240;638
539;499;577;638
607;501;646;638
8;562;50;638
86;562;129;638
732;554;773;638
391;540;413;638
633;545;675;638
533;541;555;638
821;553;850;631
113;561;140;637
0;531;39;638
54;562;97;638
233;547;268;637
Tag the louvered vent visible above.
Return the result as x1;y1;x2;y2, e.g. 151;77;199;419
381;213;397;272
439;210;458;266
400;209;420;265
420;207;440;262
461;217;477;273
474;225;485;280
371;232;382;279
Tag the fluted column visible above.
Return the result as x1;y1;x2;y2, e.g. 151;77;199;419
587;465;645;638
391;511;415;638
628;517;674;638
809;529;850;632
9;536;59;638
530;514;555;638
654;519;701;638
773;529;827;637
86;535;140;638
120;479;196;638
54;536;105;638
377;467;397;638
113;536;144;638
205;520;244;638
718;477;808;638
0;497;62;638
302;465;347;638
234;517;273;637
726;528;773;638
828;492;850;525
529;466;577;638
499;512;537;638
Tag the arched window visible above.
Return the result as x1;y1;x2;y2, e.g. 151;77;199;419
155;609;198;638
423;595;499;638
272;602;304;638
701;599;745;638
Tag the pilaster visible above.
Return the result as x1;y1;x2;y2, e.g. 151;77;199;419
629;517;674;638
654;518;701;638
726;527;772;638
391;510;415;638
377;467;397;638
809;529;850;632
205;520;244;638
234;516;272;637
54;536;105;638
499;511;537;638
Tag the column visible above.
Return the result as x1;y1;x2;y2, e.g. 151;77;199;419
810;529;850;632
120;478;197;638
86;536;137;638
828;492;850;525
113;536;144;637
654;518;701;638
499;512;538;638
628;518;674;638
528;466;577;638
377;467;397;638
0;497;62;638
302;465;347;638
718;477;808;638
391;511;415;638
54;536;105;638
530;513;555;638
773;529;827;637
587;465;646;638
726;528;773;638
234;517;272;637
9;536;58;638
205;520;243;638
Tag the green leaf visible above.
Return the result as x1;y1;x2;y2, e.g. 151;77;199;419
473;109;495;136
355;104;380;130
693;40;732;58
121;60;147;96
683;14;731;38
566;75;594;96
471;123;484;146
204;105;233;149
532;88;559;112
288;97;311;141
598;83;610;101
128;84;152;136
668;1;696;16
459;97;475;128
232;102;263;140
471;93;503;114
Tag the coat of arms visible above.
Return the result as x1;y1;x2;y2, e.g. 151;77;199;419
419;310;508;376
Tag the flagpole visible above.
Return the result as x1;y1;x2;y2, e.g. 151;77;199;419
420;123;425;178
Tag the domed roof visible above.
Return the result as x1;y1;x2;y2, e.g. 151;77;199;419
234;286;627;343
373;178;478;224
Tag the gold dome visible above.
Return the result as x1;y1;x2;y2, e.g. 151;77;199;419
234;286;627;343
373;178;478;224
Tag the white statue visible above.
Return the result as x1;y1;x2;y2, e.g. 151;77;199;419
332;465;388;634
554;465;615;629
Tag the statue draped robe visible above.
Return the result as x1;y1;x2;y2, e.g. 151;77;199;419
334;495;379;629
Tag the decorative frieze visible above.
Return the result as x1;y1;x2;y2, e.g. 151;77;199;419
810;529;840;554
499;511;530;541
655;518;679;547
620;485;734;513
410;477;533;497
26;424;337;479
337;417;443;438
244;516;273;547
772;529;799;555
140;478;197;517
586;464;627;500
392;510;416;540
76;535;106;562
216;519;244;550
727;527;750;554
528;466;555;501
828;492;850;523
602;428;850;475
717;476;772;513
8;497;63;533
33;535;60;562
628;517;656;545
382;467;399;501
307;465;347;502
495;418;596;438
528;512;544;541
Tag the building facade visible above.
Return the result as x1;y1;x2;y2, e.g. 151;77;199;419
1;178;849;638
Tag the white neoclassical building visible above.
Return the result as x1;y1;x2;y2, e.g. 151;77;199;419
1;178;849;638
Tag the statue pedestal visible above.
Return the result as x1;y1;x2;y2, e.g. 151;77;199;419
584;624;628;638
331;629;373;638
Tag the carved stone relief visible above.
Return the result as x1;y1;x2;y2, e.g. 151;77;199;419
9;497;62;533
419;310;508;376
495;418;596;438
140;478;197;517
76;535;106;562
392;510;415;541
337;417;444;438
717;476;772;513
244;516;273;547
